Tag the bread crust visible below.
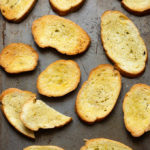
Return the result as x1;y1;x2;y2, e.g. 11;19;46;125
0;88;36;139
0;0;37;23
49;0;85;16
101;10;148;78
80;138;132;150
76;64;122;123
121;0;150;16
0;43;39;74
24;145;64;150
32;15;90;55
123;83;150;137
20;99;72;131
37;60;81;97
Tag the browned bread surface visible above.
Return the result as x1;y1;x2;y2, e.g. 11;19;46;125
37;60;81;97
32;15;90;55
0;43;39;74
122;0;150;15
0;88;35;138
0;0;37;22
76;64;121;123
80;138;132;150
123;83;150;137
101;10;147;77
24;145;64;150
49;0;85;16
21;99;72;131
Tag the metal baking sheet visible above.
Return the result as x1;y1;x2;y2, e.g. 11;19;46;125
0;0;150;149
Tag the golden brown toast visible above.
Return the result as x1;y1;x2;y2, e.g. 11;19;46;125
37;60;81;97
0;88;35;138
101;10;147;77
76;64;121;123
0;43;38;74
32;15;90;55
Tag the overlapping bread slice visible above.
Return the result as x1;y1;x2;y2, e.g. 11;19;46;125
0;43;39;74
101;10;147;77
122;0;150;15
0;0;37;22
49;0;85;16
32;15;90;55
123;83;150;137
37;60;81;97
24;145;64;150
21;99;72;131
76;64;121;123
80;138;132;150
0;88;35;138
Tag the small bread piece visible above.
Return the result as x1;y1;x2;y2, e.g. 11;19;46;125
101;10;147;77
0;88;35;139
49;0;85;16
24;145;64;150
21;99;72;131
122;0;150;15
80;138;132;150
0;43;39;74
37;60;81;97
123;84;150;137
32;15;90;55
76;64;121;123
0;0;37;22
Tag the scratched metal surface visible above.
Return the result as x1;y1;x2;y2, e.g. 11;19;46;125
0;0;150;150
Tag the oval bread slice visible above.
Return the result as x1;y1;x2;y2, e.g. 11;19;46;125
32;15;90;55
49;0;85;16
76;64;121;123
122;0;150;15
0;43;39;74
21;99;72;131
24;145;64;150
101;10;147;77
123;83;150;137
37;60;81;97
0;0;37;22
80;138;132;150
0;88;35;139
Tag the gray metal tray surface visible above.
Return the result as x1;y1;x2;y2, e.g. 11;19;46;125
0;0;150;150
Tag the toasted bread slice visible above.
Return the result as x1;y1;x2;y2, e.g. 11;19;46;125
37;60;81;97
32;15;90;55
21;99;72;131
122;0;150;15
24;145;64;150
0;0;37;22
123;83;150;137
101;11;147;77
80;138;132;150
0;88;35;139
76;64;121;123
0;43;39;74
49;0;85;16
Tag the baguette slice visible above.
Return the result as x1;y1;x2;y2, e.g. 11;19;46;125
80;138;132;150
76;64;121;123
49;0;85;16
123;83;150;137
32;15;90;55
122;0;150;15
0;43;39;74
101;10;147;77
24;145;64;150
37;60;81;97
0;0;37;22
21;99;72;131
0;88;35;139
